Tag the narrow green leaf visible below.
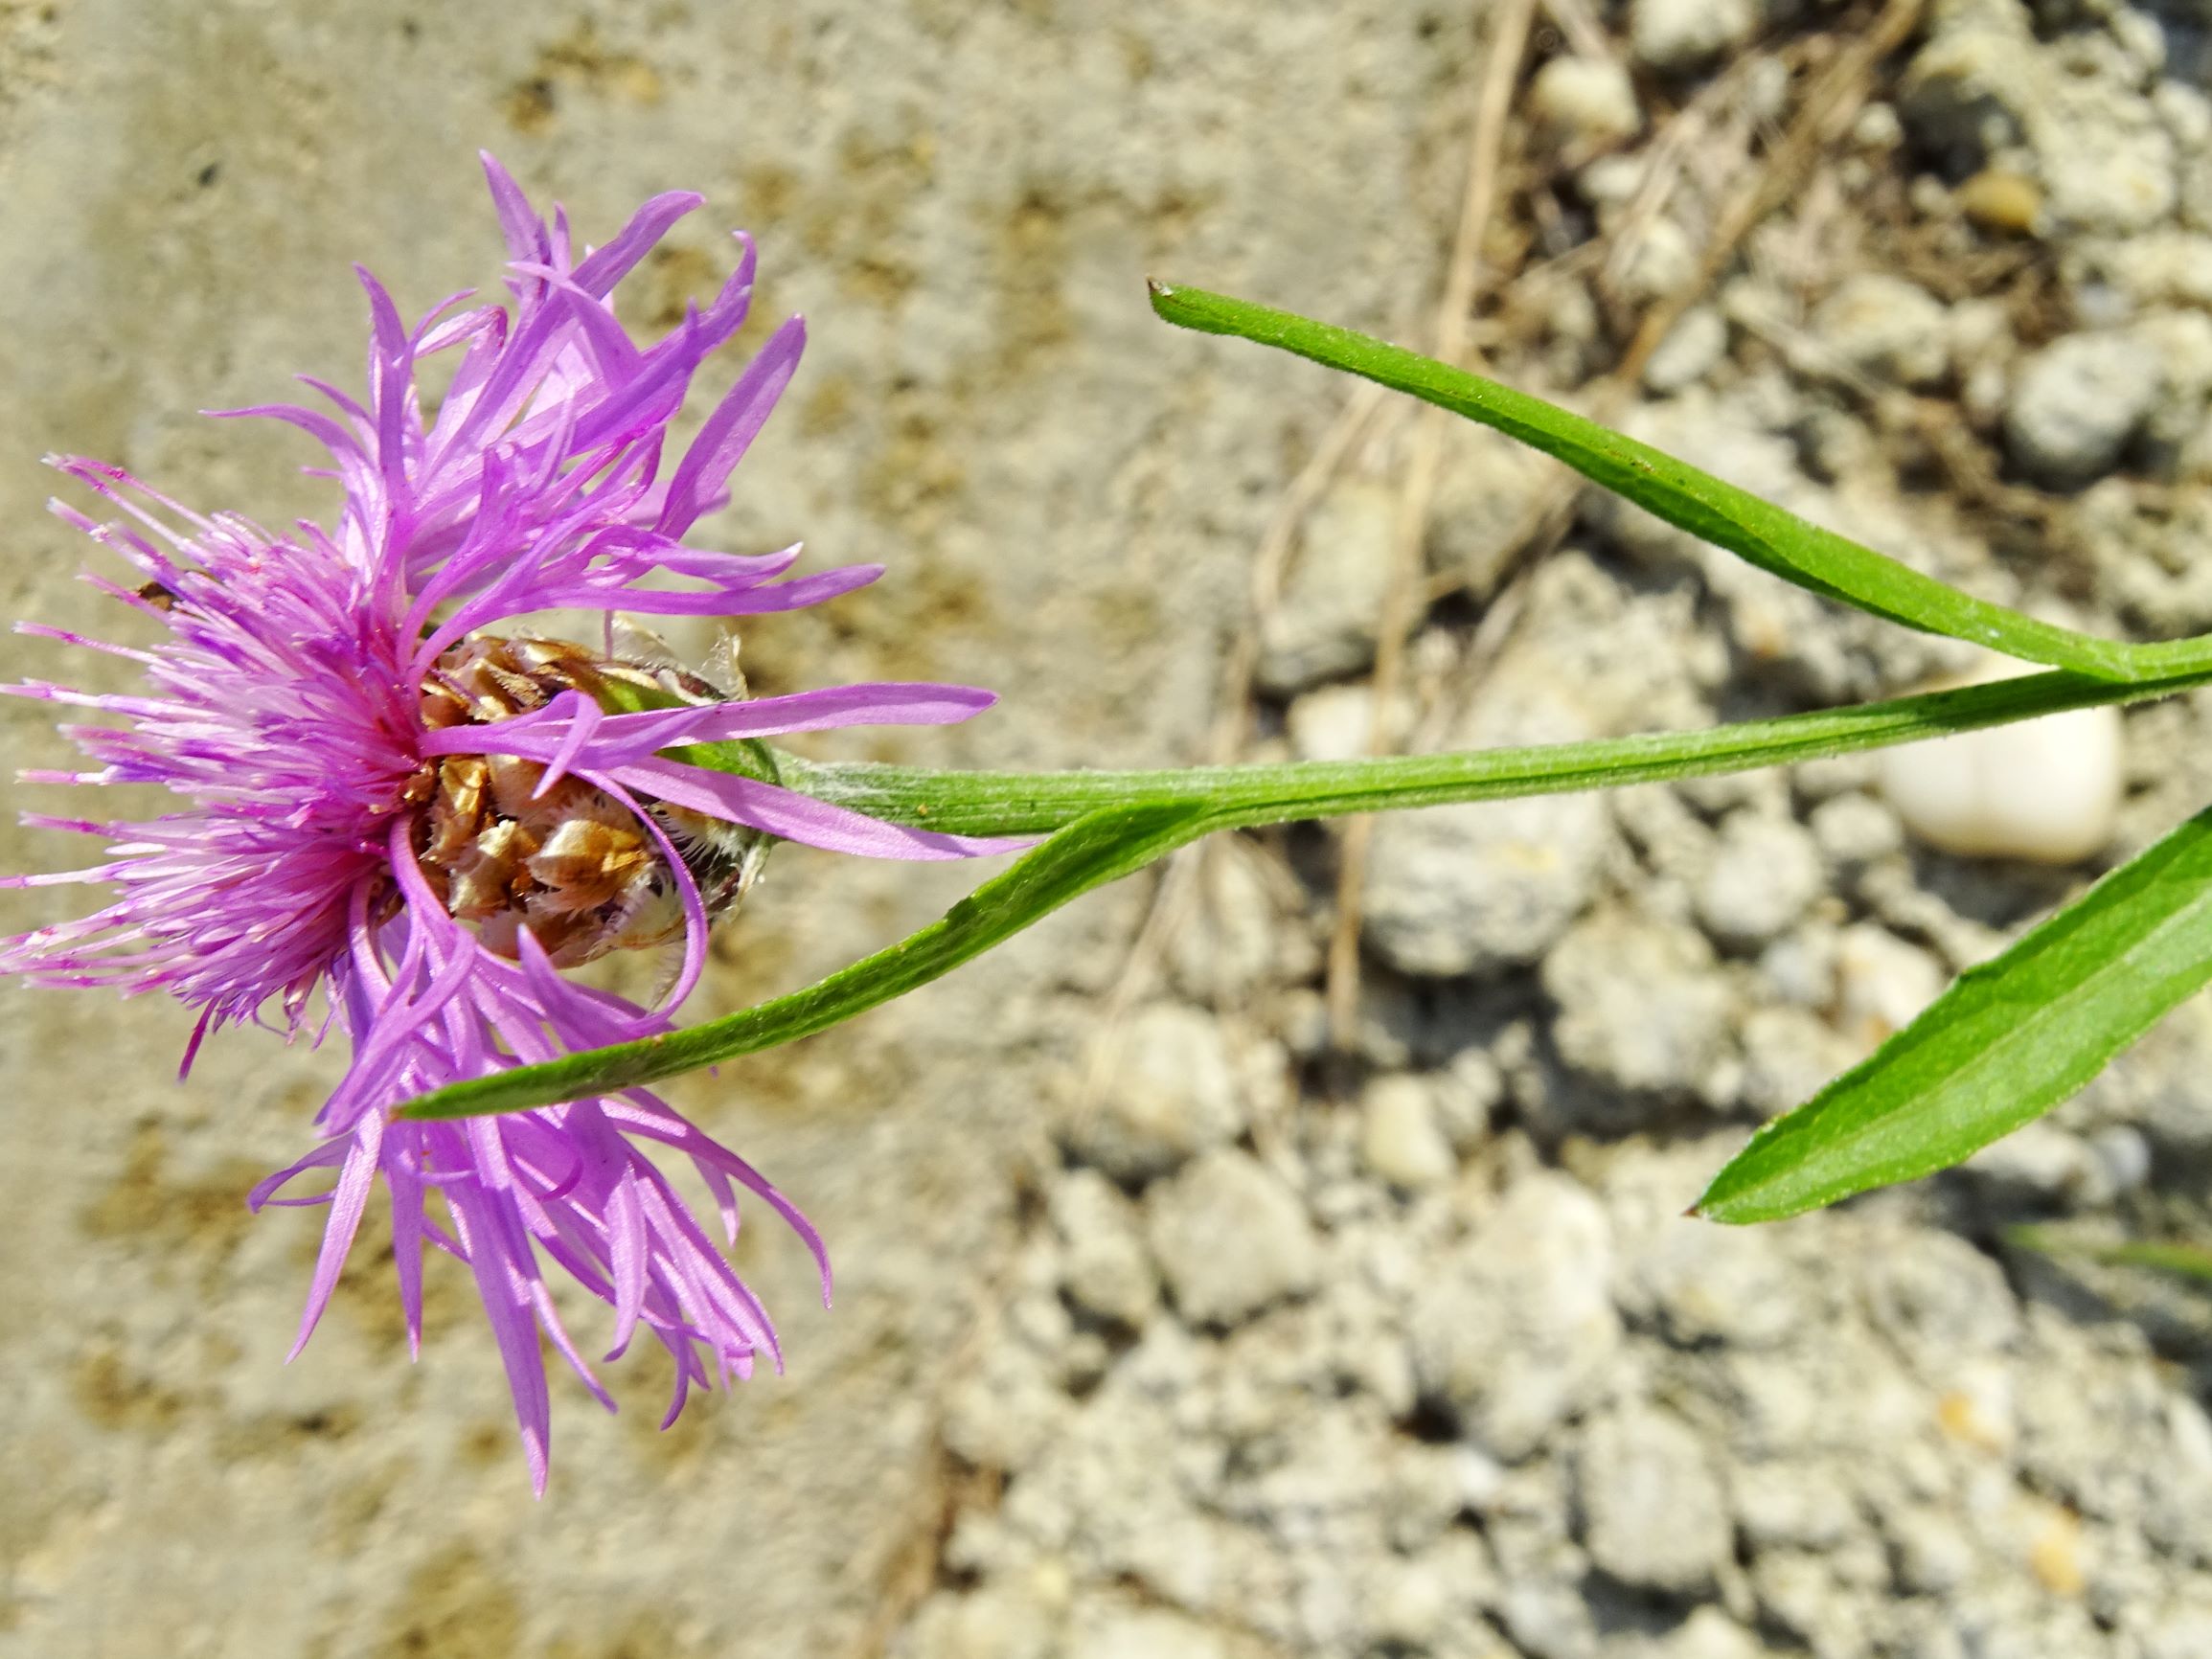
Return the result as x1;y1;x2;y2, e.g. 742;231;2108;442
1148;281;2212;684
777;666;2212;837
397;665;2212;1123
2008;1225;2212;1285
399;801;1224;1121
1698;807;2212;1224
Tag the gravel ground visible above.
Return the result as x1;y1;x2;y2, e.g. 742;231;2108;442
6;2;2212;1657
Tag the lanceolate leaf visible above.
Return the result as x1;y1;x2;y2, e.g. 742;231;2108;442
1148;282;2212;685
401;801;1225;1121
1698;807;2212;1225
399;667;2212;1123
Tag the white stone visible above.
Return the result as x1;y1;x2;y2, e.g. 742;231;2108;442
1051;1170;1159;1328
1365;789;1608;979
1834;922;1948;1055
1359;1074;1457;1193
1410;1172;1621;1458
1643;304;1729;395
1147;1149;1318;1327
1695;811;1825;950
1543;910;1733;1099
1066;1606;1227;1659
1808;791;1904;872
1812;273;1950;389
1577;1404;1732;1595
1285;682;1394;762
1630;0;1757;74
1530;55;1641;148
1877;654;2122;863
1062;1003;1244;1182
2004;330;2163;490
1258;479;1398;692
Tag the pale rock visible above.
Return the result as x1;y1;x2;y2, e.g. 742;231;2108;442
945;1341;1072;1476
1285;682;1387;762
1167;839;1315;1000
1812;274;1950;388
1695;811;1824;950
1861;1229;2021;1362
1853;102;1904;152
1947;295;2012;380
2158;80;2212;154
2132;308;2212;471
1066;1605;1227;1659
1543;909;1733;1100
1792;753;1880;802
2004;330;2163;489
1616;216;1699;304
1734;1461;1859;1552
904;1585;1060;1659
1628;1210;1806;1349
1258;478;1397;693
2079;230;2212;313
1757;922;1839;1009
1751;1549;1864;1659
1630;0;1757;74
1576;1404;1732;1595
1878;654;2122;863
1359;1542;1484;1651
1498;1576;1601;1659
1739;1004;1859;1121
1963;1120;2109;1208
1899;11;2041;170
1530;55;1641;148
1426;426;1551;591
1643;305;1729;395
1886;1505;1975;1596
1051;1170;1159;1328
2143;1606;2212;1659
1834;923;1947;1050
1364;790;1608;979
1432;1046;1504;1151
1148;1149;1318;1327
1359;1074;1457;1193
2090;1124;2153;1194
1808;791;1904;874
1649;1607;1765;1659
1064;1003;1243;1182
2037;75;2178;236
1576;150;1647;209
1410;1172;1622;1458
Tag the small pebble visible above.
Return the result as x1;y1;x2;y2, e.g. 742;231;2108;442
2004;330;2162;490
1530;55;1641;149
1630;0;1755;75
1360;1075;1457;1193
1957;169;2043;237
1878;654;2122;863
1643;305;1729;395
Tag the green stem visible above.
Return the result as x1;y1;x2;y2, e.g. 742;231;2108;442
1146;281;2212;684
776;666;2206;837
399;664;2210;1122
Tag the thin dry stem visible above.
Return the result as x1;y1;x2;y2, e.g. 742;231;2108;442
1325;0;1539;1050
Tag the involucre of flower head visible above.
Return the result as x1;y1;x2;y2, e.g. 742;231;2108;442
1;155;1017;1491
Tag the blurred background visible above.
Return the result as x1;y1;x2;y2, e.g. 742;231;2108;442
5;0;2212;1654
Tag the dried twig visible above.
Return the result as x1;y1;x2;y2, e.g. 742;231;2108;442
1323;0;1539;1051
1433;0;1927;674
1540;0;1614;62
1078;378;1388;1096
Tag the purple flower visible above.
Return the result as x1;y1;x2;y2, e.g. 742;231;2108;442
1;155;1016;1490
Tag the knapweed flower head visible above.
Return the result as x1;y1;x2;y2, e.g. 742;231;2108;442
1;155;1015;1490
